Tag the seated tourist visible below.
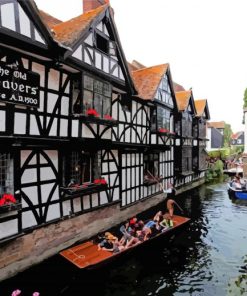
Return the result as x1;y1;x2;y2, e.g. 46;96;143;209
153;211;163;223
119;220;132;245
103;237;125;253
125;229;146;248
98;232;115;250
160;213;174;230
231;176;242;189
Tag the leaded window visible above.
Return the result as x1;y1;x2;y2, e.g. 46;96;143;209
0;152;13;195
156;75;174;107
83;75;111;117
144;153;159;179
64;151;101;187
157;107;171;130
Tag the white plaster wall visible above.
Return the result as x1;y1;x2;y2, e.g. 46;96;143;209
19;5;31;38
14;113;26;134
72;45;83;61
0;219;18;239
1;3;15;31
0;110;6;131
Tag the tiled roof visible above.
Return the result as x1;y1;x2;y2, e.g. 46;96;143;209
132;64;169;100
231;131;244;139
39;10;62;29
175;90;192;111
194;99;207;117
173;82;185;92
207;121;225;129
52;5;107;46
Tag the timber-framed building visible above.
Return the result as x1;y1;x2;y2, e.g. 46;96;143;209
0;0;210;279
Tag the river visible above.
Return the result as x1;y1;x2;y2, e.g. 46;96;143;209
1;181;247;296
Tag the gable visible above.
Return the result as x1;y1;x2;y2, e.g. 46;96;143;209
155;73;174;108
0;0;47;45
71;17;125;82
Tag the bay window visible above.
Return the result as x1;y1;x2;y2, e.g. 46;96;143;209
83;75;111;118
157;107;171;130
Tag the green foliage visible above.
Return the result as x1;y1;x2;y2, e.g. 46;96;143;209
223;123;232;148
243;88;247;108
205;159;224;182
207;148;230;160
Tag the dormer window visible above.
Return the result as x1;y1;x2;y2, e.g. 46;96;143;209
96;32;109;54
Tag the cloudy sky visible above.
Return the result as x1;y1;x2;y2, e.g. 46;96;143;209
34;0;247;132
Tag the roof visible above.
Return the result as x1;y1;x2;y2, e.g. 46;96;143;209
231;131;244;139
173;82;185;92
39;10;62;29
131;64;169;100
207;121;225;129
52;5;108;46
175;90;192;111
194;99;207;117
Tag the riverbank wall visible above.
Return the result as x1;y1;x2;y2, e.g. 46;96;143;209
0;177;204;281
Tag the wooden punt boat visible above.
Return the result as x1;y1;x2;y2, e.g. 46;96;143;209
60;214;190;269
227;183;247;200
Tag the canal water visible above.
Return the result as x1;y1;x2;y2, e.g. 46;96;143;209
1;181;247;296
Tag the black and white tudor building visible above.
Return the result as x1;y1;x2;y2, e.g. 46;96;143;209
0;0;210;242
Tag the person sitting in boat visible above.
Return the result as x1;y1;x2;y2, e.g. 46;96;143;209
160;213;174;231
153;211;164;223
97;232;116;251
125;229;146;248
119;220;132;245
129;217;144;235
231;176;242;189
102;237;125;253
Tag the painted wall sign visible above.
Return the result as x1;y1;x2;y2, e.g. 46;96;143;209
0;61;40;108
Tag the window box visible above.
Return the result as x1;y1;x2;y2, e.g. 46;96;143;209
0;202;21;214
61;182;108;196
157;128;176;136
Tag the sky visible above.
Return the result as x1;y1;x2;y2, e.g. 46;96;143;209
34;0;247;133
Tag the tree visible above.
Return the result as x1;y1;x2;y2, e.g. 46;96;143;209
243;88;247;108
223;123;232;148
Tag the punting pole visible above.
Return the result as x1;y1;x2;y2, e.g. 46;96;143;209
147;170;184;214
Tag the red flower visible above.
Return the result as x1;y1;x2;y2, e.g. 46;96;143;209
86;109;99;117
93;178;107;185
158;128;169;133
100;179;107;185
104;114;116;121
0;194;17;206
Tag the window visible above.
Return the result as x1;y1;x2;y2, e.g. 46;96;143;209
156;75;173;107
144;153;159;179
83;75;111;118
0;152;13;195
157;107;170;130
64;151;101;186
182;148;192;172
96;33;109;54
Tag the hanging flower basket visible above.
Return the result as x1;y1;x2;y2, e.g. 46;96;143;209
86;108;99;117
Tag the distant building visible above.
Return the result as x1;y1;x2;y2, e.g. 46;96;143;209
207;121;225;150
231;131;244;146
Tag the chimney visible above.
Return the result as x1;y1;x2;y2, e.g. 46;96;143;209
83;0;110;13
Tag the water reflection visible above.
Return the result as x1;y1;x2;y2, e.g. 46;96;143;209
1;182;247;296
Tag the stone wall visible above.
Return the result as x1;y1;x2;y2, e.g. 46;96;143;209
0;177;205;281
